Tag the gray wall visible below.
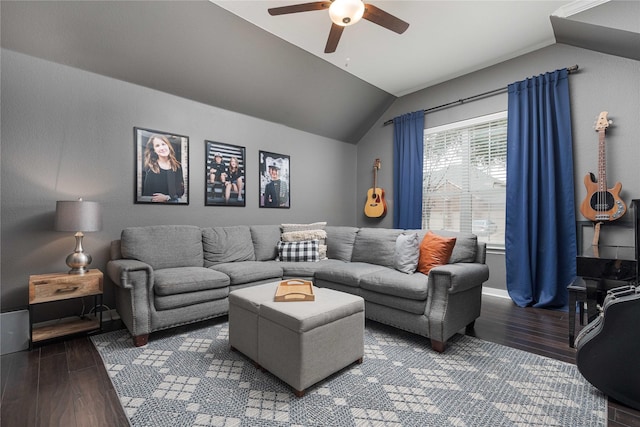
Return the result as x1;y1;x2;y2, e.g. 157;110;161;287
1;49;358;315
356;43;640;291
3;42;639;317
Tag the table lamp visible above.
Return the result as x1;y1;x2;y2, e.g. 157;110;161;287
55;199;102;274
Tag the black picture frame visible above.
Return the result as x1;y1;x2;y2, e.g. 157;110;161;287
134;127;189;205
259;150;290;208
205;141;246;207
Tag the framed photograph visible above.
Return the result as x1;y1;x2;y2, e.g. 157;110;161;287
134;127;189;205
259;150;290;208
205;141;246;206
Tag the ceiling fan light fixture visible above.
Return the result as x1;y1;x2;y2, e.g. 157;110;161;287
329;0;365;26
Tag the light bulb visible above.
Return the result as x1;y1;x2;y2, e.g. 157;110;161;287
329;0;365;27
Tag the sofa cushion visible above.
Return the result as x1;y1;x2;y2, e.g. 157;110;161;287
155;288;229;311
417;231;456;275
276;258;346;278
359;269;429;301
250;225;281;261
209;261;283;286
153;267;230;296
351;228;404;268
121;225;203;270
325;226;359;262
202;226;255;266
360;289;428;315
394;233;420;274
277;240;320;262
315;262;387;288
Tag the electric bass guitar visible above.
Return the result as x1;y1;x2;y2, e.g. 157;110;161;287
364;158;387;218
580;111;626;222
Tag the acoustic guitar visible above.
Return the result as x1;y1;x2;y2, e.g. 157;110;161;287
364;158;387;218
580;111;626;222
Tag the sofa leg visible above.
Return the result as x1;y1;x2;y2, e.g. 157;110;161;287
133;334;149;347
465;320;476;333
431;339;446;353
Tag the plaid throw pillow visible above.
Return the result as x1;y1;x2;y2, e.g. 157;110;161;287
277;239;320;262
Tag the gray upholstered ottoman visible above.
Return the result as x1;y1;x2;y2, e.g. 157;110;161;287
258;287;364;397
228;282;279;364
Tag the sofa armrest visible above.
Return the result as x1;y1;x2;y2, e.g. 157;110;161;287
428;263;490;294
106;259;154;289
106;259;155;340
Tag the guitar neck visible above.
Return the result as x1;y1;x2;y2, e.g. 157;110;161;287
598;129;607;191
372;159;380;192
373;167;378;191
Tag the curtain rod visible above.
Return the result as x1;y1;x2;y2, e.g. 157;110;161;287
383;64;579;126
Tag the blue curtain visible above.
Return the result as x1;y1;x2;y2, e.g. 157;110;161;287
393;111;425;229
505;68;577;308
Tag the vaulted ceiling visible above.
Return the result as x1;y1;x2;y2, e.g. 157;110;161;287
1;1;638;143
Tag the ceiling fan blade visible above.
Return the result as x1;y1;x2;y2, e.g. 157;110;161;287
268;2;331;16
363;3;409;34
324;23;344;53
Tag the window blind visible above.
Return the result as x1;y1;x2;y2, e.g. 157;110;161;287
423;112;507;248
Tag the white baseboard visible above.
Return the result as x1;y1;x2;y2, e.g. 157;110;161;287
482;287;510;300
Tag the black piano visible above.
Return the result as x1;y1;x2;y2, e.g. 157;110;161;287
568;199;639;347
577;245;637;317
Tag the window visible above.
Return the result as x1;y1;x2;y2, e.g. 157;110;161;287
423;111;507;249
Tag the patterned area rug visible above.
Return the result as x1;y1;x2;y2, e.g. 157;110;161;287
92;319;605;427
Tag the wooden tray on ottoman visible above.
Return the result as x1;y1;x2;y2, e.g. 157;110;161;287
274;279;315;302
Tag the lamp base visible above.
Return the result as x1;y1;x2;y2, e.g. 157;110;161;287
66;251;92;275
66;232;92;275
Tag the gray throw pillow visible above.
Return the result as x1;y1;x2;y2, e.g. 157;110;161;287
394;233;420;274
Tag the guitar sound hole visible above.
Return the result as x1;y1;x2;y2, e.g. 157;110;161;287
589;191;614;211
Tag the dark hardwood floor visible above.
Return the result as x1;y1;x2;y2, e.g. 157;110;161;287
2;294;639;426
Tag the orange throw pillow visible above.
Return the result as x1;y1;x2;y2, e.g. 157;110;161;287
417;231;456;275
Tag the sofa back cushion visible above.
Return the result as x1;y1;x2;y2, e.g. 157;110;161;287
250;225;281;261
120;225;203;270
351;228;404;268
325;226;359;261
202;226;255;267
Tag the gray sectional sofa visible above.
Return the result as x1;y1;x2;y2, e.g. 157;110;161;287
106;224;489;352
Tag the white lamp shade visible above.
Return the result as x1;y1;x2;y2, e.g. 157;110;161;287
329;0;365;26
55;200;102;232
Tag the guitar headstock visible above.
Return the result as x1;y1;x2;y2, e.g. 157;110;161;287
595;111;612;131
374;158;381;170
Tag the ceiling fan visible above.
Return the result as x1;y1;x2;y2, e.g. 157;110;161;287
268;0;409;53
